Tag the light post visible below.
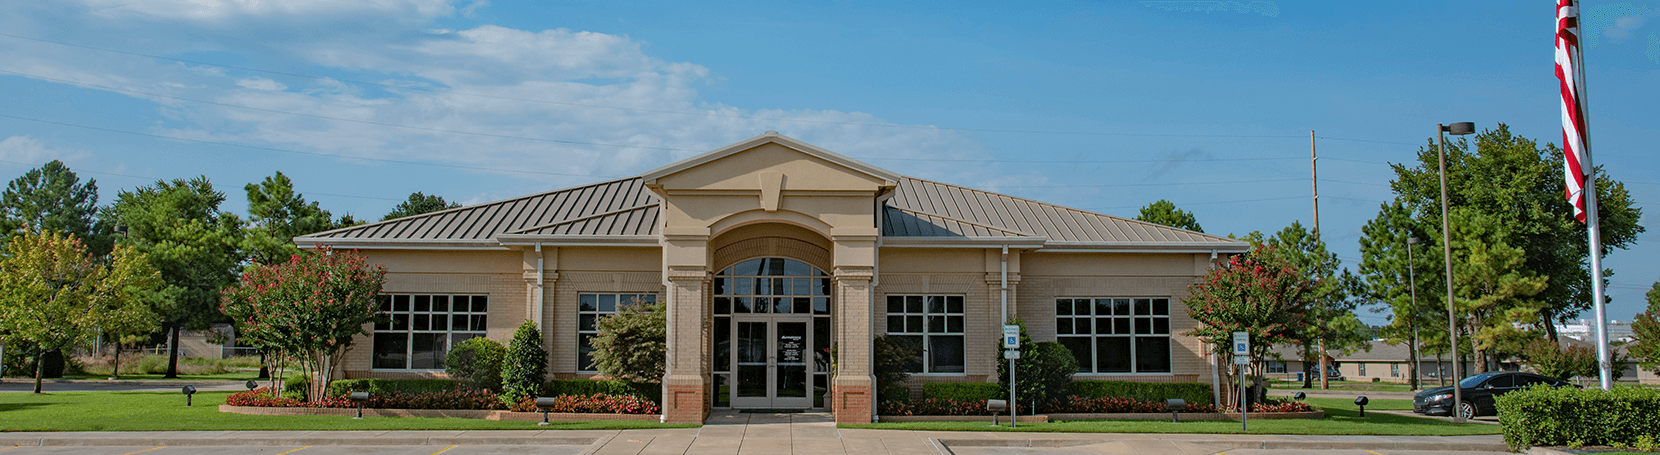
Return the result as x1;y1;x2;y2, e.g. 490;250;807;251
1407;236;1421;391
1436;122;1475;422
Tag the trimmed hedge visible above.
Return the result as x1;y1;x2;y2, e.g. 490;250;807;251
1070;380;1212;407
546;379;661;404
327;379;463;398
1497;385;1660;451
923;382;1007;402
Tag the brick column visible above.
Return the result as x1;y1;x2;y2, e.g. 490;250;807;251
662;266;710;424
832;266;875;423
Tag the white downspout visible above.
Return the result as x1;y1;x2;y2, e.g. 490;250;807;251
1207;249;1221;408
1000;245;1009;324
535;243;545;328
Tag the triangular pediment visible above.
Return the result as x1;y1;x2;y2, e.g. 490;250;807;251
641;132;900;192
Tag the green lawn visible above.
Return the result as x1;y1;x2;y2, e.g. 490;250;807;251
1303;396;1413;411
29;372;262;381
1269;380;1415;392
0;392;694;432
845;400;1492;435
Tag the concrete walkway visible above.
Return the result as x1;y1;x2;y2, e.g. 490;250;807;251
0;410;1510;455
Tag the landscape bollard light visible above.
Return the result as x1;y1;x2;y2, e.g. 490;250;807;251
1354;396;1370;417
1294;392;1306;401
245;380;258;392
1166;399;1186;423
181;385;196;407
349;392;370;419
987;399;1008;426
536;397;560;426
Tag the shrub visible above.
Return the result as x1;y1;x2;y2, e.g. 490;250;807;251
591;300;665;382
996;322;1076;408
1497;384;1660;450
879;400;915;416
873;335;919;400
364;388;505;410
924;382;1006;402
501;321;548;406
879;385;913;405
512;393;658;414
445;337;506;392
226;387;352;408
1043;396;1164;413
282;374;309;401
327;379;462;397
1071;380;1214;407
546;378;661;404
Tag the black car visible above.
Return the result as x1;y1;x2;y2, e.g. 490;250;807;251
1412;372;1574;418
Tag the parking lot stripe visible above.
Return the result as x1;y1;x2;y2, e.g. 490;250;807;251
274;446;312;455
119;447;166;455
1365;451;1385;455
430;445;458;455
0;447;18;452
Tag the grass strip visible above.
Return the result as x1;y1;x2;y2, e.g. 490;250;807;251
0;391;691;431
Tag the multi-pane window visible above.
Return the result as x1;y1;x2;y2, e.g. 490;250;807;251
1391;363;1400;377
712;258;830;316
1055;297;1172;374
885;295;965;373
372;294;488;370
1267;361;1287;374
578;293;658;372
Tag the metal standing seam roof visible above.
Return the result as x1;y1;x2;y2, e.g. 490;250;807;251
298;164;1243;249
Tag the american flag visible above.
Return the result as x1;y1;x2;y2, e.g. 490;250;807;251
1556;0;1590;222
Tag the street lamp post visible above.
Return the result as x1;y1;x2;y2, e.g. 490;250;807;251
1437;122;1475;422
1407;236;1421;391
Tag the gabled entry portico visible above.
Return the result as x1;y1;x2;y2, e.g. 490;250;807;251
643;131;900;424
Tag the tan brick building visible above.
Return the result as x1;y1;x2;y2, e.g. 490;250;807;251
296;132;1248;424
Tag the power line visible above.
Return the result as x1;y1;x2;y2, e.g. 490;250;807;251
1085;195;1306;211
0;32;1318;140
995;178;1301;189
0;113;623;179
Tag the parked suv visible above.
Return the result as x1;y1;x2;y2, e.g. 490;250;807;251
1413;372;1573;418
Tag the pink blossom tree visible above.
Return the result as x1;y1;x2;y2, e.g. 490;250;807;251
220;246;385;401
1182;244;1311;408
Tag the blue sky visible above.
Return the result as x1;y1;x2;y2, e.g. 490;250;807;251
0;0;1656;325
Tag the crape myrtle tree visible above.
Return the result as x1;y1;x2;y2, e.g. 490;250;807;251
1375;124;1642;342
105;177;244;378
1134;199;1204;233
0;230;167;392
591;299;666;382
1247;222;1367;389
380;192;460;221
220;246;385;400
243;171;362;378
1182;244;1310;408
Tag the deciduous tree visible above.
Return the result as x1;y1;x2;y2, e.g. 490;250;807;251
1627;279;1660;376
1248;222;1365;389
591;300;665;382
0;230;166;392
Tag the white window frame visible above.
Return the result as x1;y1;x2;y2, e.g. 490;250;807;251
884;294;966;375
371;294;489;371
1055;297;1173;375
577;293;658;373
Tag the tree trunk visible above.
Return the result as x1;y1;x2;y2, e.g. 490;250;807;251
257;351;269;379
1437;352;1446;387
1543;310;1560;343
164;325;181;379
110;342;121;380
33;348;44;394
1408;331;1420;390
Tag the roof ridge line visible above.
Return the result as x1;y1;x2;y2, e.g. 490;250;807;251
897;175;1236;242
506;203;656;234
885;205;1036;237
299;175;648;238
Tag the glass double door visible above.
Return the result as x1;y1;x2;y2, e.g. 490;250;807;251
731;317;812;409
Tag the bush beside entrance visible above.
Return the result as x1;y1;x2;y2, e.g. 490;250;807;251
1497;385;1660;451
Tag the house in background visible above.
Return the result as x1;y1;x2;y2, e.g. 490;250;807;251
295;132;1248;423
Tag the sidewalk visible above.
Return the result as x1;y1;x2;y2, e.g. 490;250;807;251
0;411;1510;455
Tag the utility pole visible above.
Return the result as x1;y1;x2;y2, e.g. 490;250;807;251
1312;130;1329;390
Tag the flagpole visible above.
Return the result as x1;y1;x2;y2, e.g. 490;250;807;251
1572;1;1613;391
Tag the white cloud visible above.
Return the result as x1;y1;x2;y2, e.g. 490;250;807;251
0;136;90;165
73;0;459;21
0;2;1026;195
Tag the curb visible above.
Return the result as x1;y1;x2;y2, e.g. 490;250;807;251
1525;448;1575;455
935;437;1509;452
0;435;599;447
